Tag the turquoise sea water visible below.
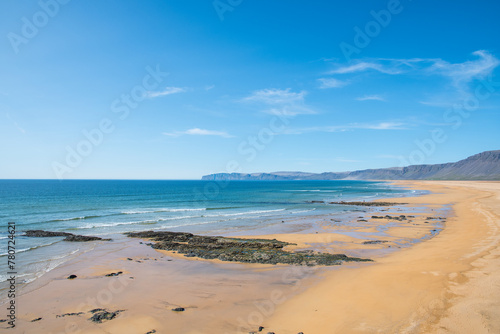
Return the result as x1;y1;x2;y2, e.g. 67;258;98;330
0;180;417;286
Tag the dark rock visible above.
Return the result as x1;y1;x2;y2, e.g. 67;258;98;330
25;230;111;242
371;215;407;221
267;332;275;334
56;312;84;318
127;231;371;266
145;330;156;334
105;271;123;277
89;308;106;313
258;326;264;331
127;258;133;260
25;230;72;237
172;307;185;312
362;240;388;245
89;309;123;323
31;317;42;322
67;274;77;279
328;201;406;206
64;234;110;242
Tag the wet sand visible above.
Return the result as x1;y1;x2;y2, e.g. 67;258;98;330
3;181;499;333
264;181;500;333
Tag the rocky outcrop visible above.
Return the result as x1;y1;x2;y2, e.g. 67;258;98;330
324;201;406;206
171;307;185;312
362;240;388;245
202;150;500;181
24;230;111;242
56;312;84;318
88;309;124;323
371;215;408;221
25;230;71;237
126;231;371;266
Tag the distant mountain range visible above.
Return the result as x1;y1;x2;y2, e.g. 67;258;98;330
201;150;500;181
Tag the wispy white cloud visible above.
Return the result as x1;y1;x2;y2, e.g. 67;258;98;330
318;78;349;89
328;61;405;75
356;95;385;101
427;50;499;92
146;87;186;98
243;88;306;104
327;51;499;91
264;106;314;116
323;51;499;105
243;88;315;116
360;122;405;130
418;99;457;108
283;121;405;135
163;128;233;138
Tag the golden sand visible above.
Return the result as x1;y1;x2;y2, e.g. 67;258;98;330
264;181;500;333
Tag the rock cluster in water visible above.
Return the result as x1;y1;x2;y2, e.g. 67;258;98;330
24;230;111;242
327;201;407;206
126;231;372;266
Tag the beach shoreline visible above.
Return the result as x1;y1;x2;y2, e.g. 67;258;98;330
264;181;500;333
3;181;499;333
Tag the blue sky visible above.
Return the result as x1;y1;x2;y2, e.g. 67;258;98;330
1;0;499;179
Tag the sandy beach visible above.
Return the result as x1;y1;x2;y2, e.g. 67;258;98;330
265;181;500;333
4;181;500;333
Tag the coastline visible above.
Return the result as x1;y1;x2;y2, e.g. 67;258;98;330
264;181;500;333
3;181;499;333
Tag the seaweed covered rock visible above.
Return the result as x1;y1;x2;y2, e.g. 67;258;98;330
88;309;123;323
328;201;407;206
126;231;371;266
24;230;111;242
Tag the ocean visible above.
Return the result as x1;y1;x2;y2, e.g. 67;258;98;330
0;179;417;287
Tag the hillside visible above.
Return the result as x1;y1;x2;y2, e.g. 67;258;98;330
201;150;500;181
